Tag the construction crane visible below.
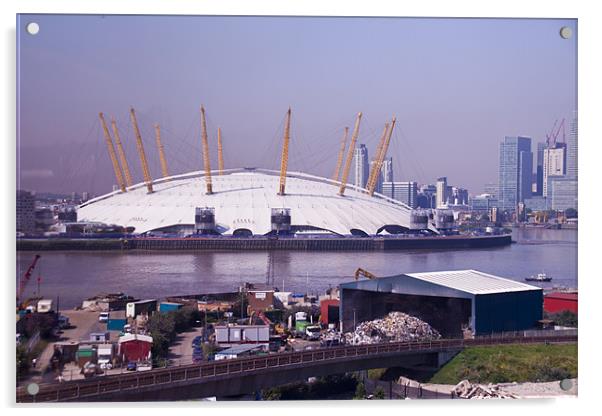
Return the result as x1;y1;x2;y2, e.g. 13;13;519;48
17;254;41;307
278;108;292;195
332;127;349;181
129;107;154;193
111;118;133;187
354;267;377;281
99;113;126;192
154;123;170;178
367;117;396;196
338;112;363;196
366;123;390;192
217;127;225;175
546;118;566;148
200;106;213;194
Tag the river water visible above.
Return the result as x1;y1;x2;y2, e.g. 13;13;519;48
16;228;577;309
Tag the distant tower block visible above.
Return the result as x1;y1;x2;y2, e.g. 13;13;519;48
271;208;291;235
409;209;429;230
434;209;455;231
195;207;217;234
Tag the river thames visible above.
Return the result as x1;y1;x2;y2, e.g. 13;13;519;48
16;228;577;309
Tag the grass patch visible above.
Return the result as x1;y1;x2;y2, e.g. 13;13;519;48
429;343;577;384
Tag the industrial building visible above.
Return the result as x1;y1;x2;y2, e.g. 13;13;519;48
340;270;543;337
544;292;578;314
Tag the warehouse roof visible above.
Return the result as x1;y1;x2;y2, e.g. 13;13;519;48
404;270;541;295
340;269;541;298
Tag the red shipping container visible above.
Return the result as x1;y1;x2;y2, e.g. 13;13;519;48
544;292;578;314
320;299;340;325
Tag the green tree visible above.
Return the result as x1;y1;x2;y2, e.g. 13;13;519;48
374;386;386;399
16;346;30;379
354;381;366;400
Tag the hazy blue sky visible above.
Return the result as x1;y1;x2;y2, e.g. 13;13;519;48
17;15;576;195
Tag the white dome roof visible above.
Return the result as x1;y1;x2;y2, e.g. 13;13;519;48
78;169;426;235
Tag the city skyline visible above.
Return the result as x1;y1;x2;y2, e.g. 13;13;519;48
17;15;576;195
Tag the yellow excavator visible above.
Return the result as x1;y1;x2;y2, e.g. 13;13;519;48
354;268;377;280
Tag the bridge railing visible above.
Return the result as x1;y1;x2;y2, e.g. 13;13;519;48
17;332;577;403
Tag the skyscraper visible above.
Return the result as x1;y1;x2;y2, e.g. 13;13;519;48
354;144;369;189
17;190;35;234
436;177;448;208
382;181;417;208
498;136;533;211
535;142;546;196
566;111;578;179
370;157;393;194
543;144;566;197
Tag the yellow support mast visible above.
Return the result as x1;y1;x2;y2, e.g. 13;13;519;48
200;106;213;194
367;117;396;196
111;118;133;187
129;107;154;193
278;108;292;195
366;123;390;193
332;127;349;181
154;123;170;178
99;112;126;193
338;112;362;196
217;127;225;175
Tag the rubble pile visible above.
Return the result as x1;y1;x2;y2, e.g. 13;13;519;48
319;329;345;345
344;312;441;345
453;380;519;399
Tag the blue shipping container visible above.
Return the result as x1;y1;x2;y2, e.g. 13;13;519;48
107;318;127;331
159;302;183;313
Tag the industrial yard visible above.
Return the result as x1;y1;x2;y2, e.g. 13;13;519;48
16;265;578;402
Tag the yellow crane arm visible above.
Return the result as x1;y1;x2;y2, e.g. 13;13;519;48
338;112;362;196
217;127;225;175
111;119;133;187
99;112;126;192
366;123;389;192
129;107;154;193
278;108;292;195
354;267;377;280
200;106;213;194
154;123;170;178
367;117;396;196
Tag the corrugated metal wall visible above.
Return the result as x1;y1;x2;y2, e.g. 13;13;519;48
474;290;543;335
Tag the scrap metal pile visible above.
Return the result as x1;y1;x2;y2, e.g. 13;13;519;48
343;312;441;345
453;380;519;399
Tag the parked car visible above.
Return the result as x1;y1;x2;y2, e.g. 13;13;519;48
126;362;137;371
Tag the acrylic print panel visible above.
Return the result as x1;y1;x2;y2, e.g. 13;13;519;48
16;14;577;402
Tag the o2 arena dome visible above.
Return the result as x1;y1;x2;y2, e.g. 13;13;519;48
78;168;434;236
78;108;439;237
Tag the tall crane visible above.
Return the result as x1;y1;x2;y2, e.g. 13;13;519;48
546;118;566;148
338;112;363;196
200;106;213;194
111;118;133;187
332;127;349;181
217;127;225;175
278;108;292;196
367;117;396;196
99;113;126;192
154;123;170;178
17;254;41;306
366;123;390;192
129;107;154;193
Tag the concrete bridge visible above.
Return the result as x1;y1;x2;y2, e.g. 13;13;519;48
17;333;576;402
